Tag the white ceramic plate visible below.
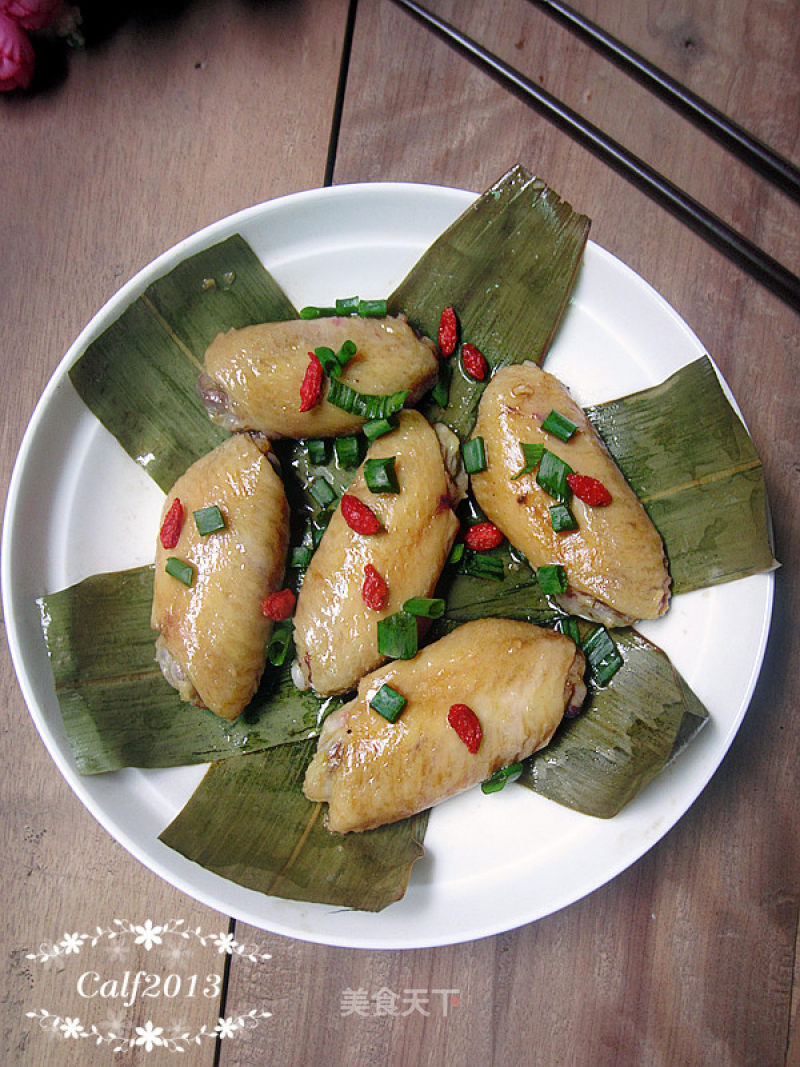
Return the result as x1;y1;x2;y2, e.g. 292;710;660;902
2;183;773;949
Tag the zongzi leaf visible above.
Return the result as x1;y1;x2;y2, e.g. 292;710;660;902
389;163;591;440
520;628;709;818
159;739;428;911
38;566;339;774
68;235;297;493
586;356;777;593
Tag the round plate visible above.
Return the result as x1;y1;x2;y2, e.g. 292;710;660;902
2;183;773;949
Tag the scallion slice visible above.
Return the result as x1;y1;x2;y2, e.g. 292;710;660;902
267;623;293;667
306;438;329;465
541;409;578;441
448;541;465;565
550;503;578;532
335;295;360;314
582;625;623;685
511;442;545;480
377;611;418;659
193;505;225;536
462;551;504;581
536;449;573;502
481;762;524;794
462;436;487;474
299;305;337;319
402;596;446;619
536;564;568;595
370;683;407;722
165;557;194;587
334;436;360;468
309;478;337;509
313;345;339;376
312;511;332;546
364;455;399;494
326;377;409;420
430;364;451;408
336;340;357;372
363;415;398;442
556;616;581;644
290;546;313;569
358;299;387;317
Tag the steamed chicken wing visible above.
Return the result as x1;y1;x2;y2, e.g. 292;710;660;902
151;433;289;721
303;619;586;833
292;410;462;697
470;363;671;625
199;315;438;438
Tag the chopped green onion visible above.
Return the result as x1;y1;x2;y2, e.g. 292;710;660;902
267;623;293;667
312;511;332;546
306;438;329;465
335;295;360;314
481;762;524;794
550;503;578;532
326;377;409;420
462;551;504;581
363;415;398;442
309;478;337;509
193;505;225;536
334;436;360;468
290;546;313;569
448;541;465;565
313;345;339;376
556;616;581;644
402;597;445;619
364;455;399;494
583;625;623;685
536;564;568;595
462;436;487;474
335;339;357;371
430;364;451;408
536;449;573;502
370;683;407;722
377;611;418;659
165;557;194;587
541;409;578;441
511;442;545;480
358;298;387;317
299;305;337;319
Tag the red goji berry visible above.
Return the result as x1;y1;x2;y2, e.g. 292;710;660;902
438;306;458;356
299;351;324;411
463;521;504;551
362;563;388;610
462;343;488;381
261;588;296;621
341;493;382;535
447;703;483;754
159;497;184;549
566;473;612;507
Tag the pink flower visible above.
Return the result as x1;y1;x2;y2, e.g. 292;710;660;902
1;0;62;31
0;13;34;90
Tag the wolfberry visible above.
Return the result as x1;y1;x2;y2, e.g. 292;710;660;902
463;521;504;551
299;351;324;411
462;343;488;381
341;493;382;535
159;498;184;549
261;588;296;620
566;473;612;507
438;306;458;356
447;703;483;754
362;564;388;610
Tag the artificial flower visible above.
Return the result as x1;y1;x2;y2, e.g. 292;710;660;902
0;12;34;90
0;0;62;31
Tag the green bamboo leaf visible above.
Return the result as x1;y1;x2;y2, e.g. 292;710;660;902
159;739;428;912
68;235;297;492
586;356;777;592
520;628;708;817
38;566;339;774
389;164;591;439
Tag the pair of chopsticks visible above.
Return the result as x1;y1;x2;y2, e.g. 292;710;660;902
389;0;800;313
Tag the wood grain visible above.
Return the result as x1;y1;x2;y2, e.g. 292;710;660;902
1;0;797;1064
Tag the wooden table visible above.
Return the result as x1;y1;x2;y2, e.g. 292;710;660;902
2;1;797;1063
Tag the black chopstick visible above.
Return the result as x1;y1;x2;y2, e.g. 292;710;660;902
528;0;800;204
389;0;800;313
